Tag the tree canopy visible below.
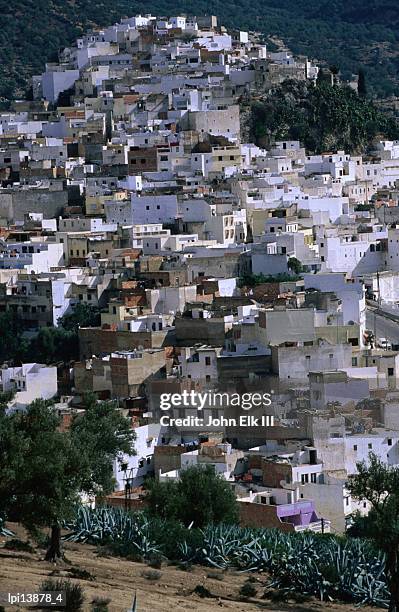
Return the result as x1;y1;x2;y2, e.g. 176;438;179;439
145;465;239;528
0;301;101;366
0;395;135;560
348;453;399;611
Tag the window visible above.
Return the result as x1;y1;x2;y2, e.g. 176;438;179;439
301;473;309;484
311;473;317;483
353;445;357;451
352;357;358;366
388;438;392;446
205;356;211;366
368;443;373;449
205;375;211;382
388;367;394;376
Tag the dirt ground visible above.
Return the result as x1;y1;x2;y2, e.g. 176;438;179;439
0;527;378;612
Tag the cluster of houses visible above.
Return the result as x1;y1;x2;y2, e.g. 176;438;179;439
2;14;399;534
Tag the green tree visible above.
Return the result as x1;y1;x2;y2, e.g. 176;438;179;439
28;327;78;364
58;303;101;333
146;465;239;528
358;67;367;97
316;67;325;87
348;453;399;611
288;257;303;275
0;397;135;561
0;312;28;363
70;393;136;496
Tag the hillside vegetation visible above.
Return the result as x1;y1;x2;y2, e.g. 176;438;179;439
0;531;380;612
58;505;389;607
250;80;399;153
2;0;399;102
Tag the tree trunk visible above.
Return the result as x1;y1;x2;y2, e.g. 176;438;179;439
45;524;63;562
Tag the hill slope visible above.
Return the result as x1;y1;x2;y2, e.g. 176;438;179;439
1;0;399;102
0;535;380;612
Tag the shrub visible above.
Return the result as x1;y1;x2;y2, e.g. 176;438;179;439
193;585;212;598
147;552;164;569
140;569;162;581
91;596;111;612
4;539;34;553
68;567;95;581
207;571;224;581
240;582;257;598
40;579;84;612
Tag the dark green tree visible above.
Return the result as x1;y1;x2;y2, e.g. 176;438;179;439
348;453;399;611
28;327;78;364
70;393;136;496
0;397;135;561
288;257;303;275
58;303;101;333
316;67;325;87
146;465;239;528
0;312;28;363
358;67;367;97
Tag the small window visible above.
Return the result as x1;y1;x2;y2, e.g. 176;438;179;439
388;367;394;376
368;443;373;449
388;438;392;446
205;356;211;366
353;445;357;451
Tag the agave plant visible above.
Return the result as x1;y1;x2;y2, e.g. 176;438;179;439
0;513;14;537
64;506;390;607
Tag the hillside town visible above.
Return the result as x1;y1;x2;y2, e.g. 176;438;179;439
2;12;399;538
